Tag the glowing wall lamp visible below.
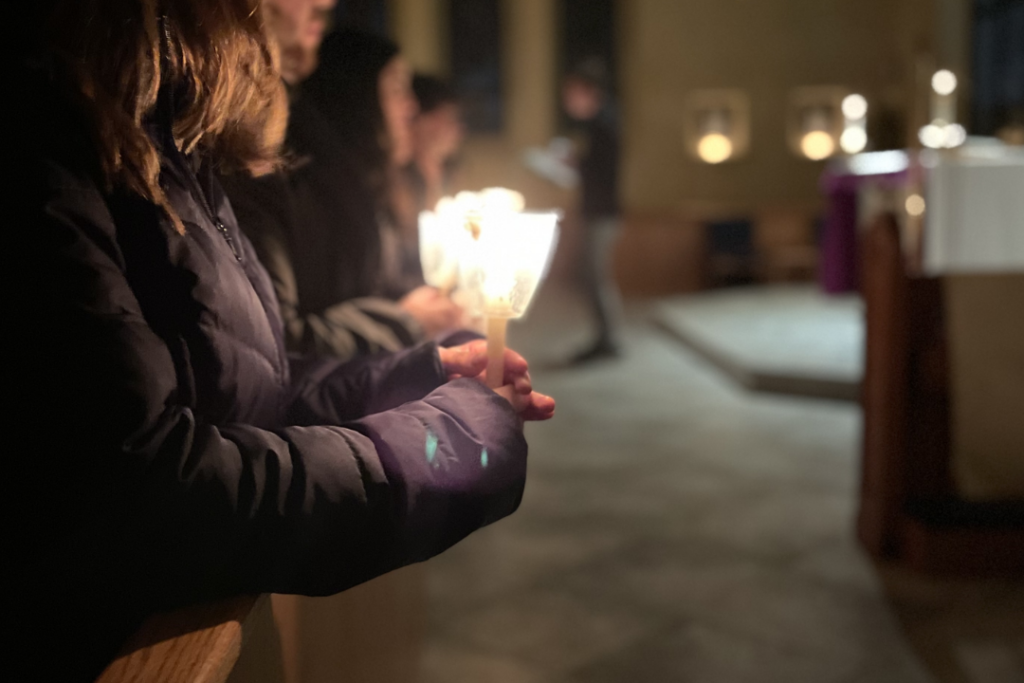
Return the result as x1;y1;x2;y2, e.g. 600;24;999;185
788;87;847;161
683;89;751;165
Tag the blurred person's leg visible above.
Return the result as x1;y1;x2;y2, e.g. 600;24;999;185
574;216;623;362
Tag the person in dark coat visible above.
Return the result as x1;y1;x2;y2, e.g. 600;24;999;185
222;28;463;362
10;2;553;681
402;74;465;220
389;74;466;293
562;57;624;363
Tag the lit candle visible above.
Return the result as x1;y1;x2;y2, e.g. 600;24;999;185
930;69;957;125
919;70;966;150
419;197;471;297
456;198;559;388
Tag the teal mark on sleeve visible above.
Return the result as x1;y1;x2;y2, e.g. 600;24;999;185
481;448;489;468
425;430;439;465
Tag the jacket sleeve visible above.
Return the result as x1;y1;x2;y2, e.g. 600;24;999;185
221;172;424;361
15;161;527;607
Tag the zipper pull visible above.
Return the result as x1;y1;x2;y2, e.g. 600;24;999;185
215;219;242;262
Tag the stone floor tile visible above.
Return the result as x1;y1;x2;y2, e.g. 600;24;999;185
417;640;549;683
417;288;1024;683
425;522;627;619
565;622;859;683
435;587;667;673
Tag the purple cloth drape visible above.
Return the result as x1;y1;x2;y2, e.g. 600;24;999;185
818;166;908;294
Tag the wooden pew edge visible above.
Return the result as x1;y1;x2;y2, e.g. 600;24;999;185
95;594;266;683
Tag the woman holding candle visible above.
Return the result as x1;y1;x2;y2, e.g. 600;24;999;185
224;27;467;361
10;2;553;680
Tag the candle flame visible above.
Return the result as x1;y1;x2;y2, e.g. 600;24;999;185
424;189;559;320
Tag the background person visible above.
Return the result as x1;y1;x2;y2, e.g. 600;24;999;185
407;74;466;215
223;15;464;360
562;56;624;363
391;74;467;293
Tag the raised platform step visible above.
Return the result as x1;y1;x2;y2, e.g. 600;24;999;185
654;285;863;402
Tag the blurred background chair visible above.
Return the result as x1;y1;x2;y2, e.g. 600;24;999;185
704;218;756;288
753;205;821;284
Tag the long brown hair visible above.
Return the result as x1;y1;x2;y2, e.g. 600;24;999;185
46;0;287;233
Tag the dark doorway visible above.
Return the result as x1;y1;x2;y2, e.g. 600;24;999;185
449;0;504;133
970;0;1024;135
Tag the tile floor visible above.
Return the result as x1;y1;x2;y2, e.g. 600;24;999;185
414;284;1023;683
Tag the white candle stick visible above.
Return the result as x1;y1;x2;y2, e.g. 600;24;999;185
486;317;508;388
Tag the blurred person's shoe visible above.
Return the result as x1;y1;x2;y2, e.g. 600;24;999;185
568;340;621;365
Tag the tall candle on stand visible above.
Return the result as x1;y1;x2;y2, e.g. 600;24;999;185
919;70;966;149
930;70;957;125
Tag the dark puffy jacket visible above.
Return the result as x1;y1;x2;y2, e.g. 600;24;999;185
221;93;427;361
9;74;526;682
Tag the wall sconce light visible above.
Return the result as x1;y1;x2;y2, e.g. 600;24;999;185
788;87;848;161
918;69;966;149
683;89;751;165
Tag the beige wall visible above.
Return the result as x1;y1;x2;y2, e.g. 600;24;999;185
388;0;448;75
387;0;970;292
503;0;558;149
388;0;971;217
618;0;912;214
389;0;557;149
945;275;1024;500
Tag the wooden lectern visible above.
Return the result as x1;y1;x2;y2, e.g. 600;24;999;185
857;213;1024;575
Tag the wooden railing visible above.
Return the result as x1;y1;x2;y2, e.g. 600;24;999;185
96;595;284;683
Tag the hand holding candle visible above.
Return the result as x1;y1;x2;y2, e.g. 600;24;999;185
438;341;555;421
461;207;559;388
398;285;463;337
422;188;559;391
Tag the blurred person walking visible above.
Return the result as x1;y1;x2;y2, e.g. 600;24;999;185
562;57;624;363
